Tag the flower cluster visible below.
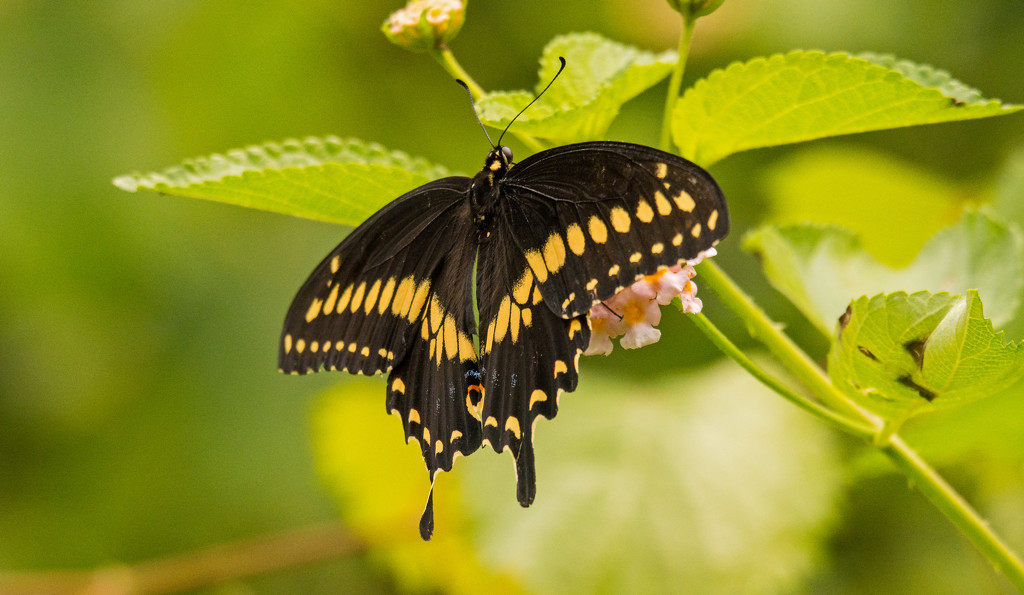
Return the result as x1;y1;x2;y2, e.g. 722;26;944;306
382;0;466;53
585;248;715;356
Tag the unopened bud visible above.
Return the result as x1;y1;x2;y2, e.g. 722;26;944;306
665;0;725;18
382;0;466;53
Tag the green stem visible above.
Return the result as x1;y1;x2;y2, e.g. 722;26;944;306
695;259;1024;588
882;436;1024;590
431;46;485;99
429;46;547;154
696;260;866;419
689;312;875;439
659;13;696;152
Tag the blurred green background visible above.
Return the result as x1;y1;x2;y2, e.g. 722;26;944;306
2;1;1023;593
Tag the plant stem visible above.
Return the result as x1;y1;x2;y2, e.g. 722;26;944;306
688;311;875;439
696;260;867;419
659;13;696;152
694;259;1024;587
882;436;1024;590
0;523;364;595
429;46;547;154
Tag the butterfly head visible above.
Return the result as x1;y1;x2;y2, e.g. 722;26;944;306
484;145;513;176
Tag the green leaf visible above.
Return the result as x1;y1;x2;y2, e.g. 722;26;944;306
743;211;1023;335
113;136;454;225
673;51;1022;166
828;290;1024;421
460;364;842;594
476;33;675;143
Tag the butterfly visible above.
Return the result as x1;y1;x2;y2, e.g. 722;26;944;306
279;65;729;540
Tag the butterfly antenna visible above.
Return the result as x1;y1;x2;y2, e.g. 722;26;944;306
497;56;566;146
456;79;495;149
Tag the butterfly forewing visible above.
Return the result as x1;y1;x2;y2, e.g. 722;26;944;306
500;142;728;317
279;176;483;476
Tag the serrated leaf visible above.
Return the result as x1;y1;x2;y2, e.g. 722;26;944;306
673;51;1021;166
743;211;1023;335
113;136;454;225
476;33;675;144
828;290;1024;421
460;364;842;595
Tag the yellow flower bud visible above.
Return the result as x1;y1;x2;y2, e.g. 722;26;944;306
382;0;466;53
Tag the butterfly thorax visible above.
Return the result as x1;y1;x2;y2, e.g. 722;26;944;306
469;145;514;231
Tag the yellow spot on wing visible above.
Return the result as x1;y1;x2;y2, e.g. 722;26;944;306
525;249;548;283
323;283;340;315
330;255;340;273
610;207;631;233
587;278;598;290
629;251;642;263
532;286;543;305
363;279;381;314
435;440;443;454
672;233;683;246
509;302;521;343
305;298;323;323
691;223;702;238
655;162;668;179
505;416;522;439
521;307;532;327
450;430;463;442
569;319;582;339
458;333;476;362
429;297;443;333
284;334;293;354
485;416;498;428
335;340;344;351
408;280;431;321
360;346;370;357
674;190;696;212
636;199;654;223
654;190;673;216
513;269;533;304
336;284;353;313
378;277;396;315
296;339;307;354
443;316;458;360
588;216;608;244
495;296;511;343
423;427;430;444
529;389;548;408
651;242;665;254
348;343;357;353
566;223;586;255
708;209;719;231
608;264;620;277
408;408;421;423
554;360;568;376
393;378;406;394
310;341;319;353
349;281;366;313
392;276;415;317
543;233;567;273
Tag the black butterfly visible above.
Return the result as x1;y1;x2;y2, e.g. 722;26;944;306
279;72;728;540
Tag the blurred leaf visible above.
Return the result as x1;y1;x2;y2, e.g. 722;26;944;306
760;145;969;267
476;32;675;143
673;51;1022;166
827;290;1024;421
743;211;1023;335
460;364;842;594
312;381;522;594
113;137;454;225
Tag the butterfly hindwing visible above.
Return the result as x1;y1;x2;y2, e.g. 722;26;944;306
500;141;728;317
477;226;590;507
